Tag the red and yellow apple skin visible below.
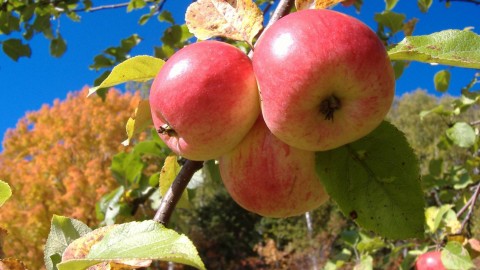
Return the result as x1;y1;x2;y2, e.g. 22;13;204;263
150;40;260;161
415;251;446;270
253;9;395;151
219;117;329;218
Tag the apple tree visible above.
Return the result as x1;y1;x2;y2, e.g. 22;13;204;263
1;0;480;269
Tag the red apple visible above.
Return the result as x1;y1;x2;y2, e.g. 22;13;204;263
219;116;329;218
253;9;395;151
415;251;446;270
150;40;260;161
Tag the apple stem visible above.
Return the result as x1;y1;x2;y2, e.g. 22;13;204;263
154;159;204;225
320;95;341;121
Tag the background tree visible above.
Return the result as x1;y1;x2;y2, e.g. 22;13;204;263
0;88;140;269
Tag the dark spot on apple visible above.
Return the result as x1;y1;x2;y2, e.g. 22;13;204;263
158;124;177;137
401;162;405;166
320;95;341;121
349;210;358;220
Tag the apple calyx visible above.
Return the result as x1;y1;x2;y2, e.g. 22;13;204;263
157;124;177;137
320;95;341;121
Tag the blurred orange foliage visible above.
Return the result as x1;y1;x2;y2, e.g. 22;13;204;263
0;87;141;269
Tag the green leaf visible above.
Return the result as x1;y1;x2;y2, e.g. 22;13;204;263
160;156;190;209
392;61;407;79
44;215;92;270
417;0;433;13
316;121;424;239
161;25;193;48
127;0;146;12
96;186;128;225
122;99;153;146
88;55;164;96
442;241;475;270
50;34;67;58
354;255;373;270
2;38;31;61
446;122;476;148
374;11;406;34
388;30;480;68
158;10;175;24
0;11;20;34
57;220;206;270
425;205;452;233
0;180;12;207
434;69;451;92
385;0;399;10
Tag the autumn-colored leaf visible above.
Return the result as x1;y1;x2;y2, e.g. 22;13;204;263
62;225;117;261
123;99;153;146
62;224;152;269
160;156;190;209
0;259;28;270
185;0;263;44
296;0;344;10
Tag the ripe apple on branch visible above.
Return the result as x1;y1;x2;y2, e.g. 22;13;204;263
149;4;396;221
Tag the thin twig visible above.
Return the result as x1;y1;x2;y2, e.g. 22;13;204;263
153;160;204;225
457;183;480;234
440;0;480;5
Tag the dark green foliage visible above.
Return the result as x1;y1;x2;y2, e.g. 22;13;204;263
191;188;263;268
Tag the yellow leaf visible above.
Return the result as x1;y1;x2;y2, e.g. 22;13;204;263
185;0;263;45
123;99;153;146
295;0;344;10
159;156;190;209
88;55;164;96
62;224;153;269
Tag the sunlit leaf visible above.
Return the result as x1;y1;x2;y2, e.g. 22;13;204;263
374;11;406;34
0;180;12;207
385;0;399;10
446;122;476;148
434;69;450;92
44;215;92;270
295;0;343;10
442;241;475;270
388;30;480;68
123;99;153;146
417;0;433;13
88;55;164;96
58;221;205;270
316;121;424;239
185;0;263;44
160;156;190;209
425;205;452;233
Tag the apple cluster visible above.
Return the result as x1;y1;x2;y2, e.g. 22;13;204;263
149;9;395;218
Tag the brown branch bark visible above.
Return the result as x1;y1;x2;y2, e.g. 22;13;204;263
457;183;480;234
153;160;204;225
440;0;480;5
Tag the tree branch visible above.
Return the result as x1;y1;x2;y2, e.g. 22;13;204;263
440;0;480;5
457;182;480;234
153;160;204;225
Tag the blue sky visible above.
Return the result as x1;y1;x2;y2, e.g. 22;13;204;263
0;0;478;146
